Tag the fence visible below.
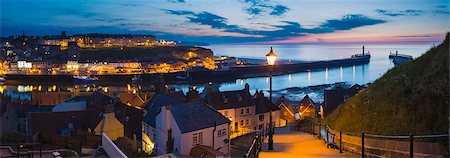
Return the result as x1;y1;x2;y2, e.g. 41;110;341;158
37;132;102;153
292;120;449;158
243;130;265;158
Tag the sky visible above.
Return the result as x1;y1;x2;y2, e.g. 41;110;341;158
1;0;449;44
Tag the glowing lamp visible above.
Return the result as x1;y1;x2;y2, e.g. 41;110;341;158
266;47;277;66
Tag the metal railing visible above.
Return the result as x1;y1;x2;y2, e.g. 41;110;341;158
292;120;450;158
244;130;265;158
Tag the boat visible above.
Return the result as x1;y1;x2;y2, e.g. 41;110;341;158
73;75;99;82
389;51;413;66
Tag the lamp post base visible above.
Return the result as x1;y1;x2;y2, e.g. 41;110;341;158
268;124;274;150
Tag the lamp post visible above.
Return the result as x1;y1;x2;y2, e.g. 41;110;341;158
266;47;277;150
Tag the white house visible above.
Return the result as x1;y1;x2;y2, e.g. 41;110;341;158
142;93;230;156
155;102;230;156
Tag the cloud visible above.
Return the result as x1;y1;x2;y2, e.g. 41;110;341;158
164;9;386;43
163;9;241;31
375;9;424;17
270;5;289;16
242;0;289;16
167;0;185;3
319;14;385;31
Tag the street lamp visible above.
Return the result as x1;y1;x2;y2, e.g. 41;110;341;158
266;47;277;150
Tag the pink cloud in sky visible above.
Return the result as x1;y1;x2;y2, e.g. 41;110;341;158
249;33;446;45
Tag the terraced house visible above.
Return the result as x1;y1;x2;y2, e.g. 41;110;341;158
202;84;256;138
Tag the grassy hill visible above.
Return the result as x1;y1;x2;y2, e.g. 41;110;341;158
326;33;449;135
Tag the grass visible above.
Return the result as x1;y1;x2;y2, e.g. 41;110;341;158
325;33;449;136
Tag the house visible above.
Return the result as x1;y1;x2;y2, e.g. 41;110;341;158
275;95;295;126
155;102;230;156
1;95;17;134
87;91;143;144
322;84;365;117
297;95;318;120
29;90;143;143
253;90;281;130
142;93;183;154
202;84;255;138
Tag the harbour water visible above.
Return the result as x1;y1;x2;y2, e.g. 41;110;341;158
1;43;436;102
173;44;434;91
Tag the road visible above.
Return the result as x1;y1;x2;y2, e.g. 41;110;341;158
259;126;354;158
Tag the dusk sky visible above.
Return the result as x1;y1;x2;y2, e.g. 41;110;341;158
1;0;449;44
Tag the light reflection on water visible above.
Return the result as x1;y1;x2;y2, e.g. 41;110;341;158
1;44;436;97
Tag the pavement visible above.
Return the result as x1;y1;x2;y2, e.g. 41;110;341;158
259;126;355;158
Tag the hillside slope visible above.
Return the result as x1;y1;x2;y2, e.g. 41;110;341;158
326;33;449;135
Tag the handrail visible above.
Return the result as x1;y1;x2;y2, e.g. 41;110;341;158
244;137;257;157
293;120;449;157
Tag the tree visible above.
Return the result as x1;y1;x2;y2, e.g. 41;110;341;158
166;128;174;153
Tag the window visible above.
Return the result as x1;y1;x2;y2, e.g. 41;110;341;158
241;109;244;115
218;129;227;137
240;120;244;126
259;114;264;121
193;133;197;144
193;132;203;145
246;119;250;125
198;132;203;143
246;108;250;114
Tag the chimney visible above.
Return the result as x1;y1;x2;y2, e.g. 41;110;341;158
187;87;200;102
396;51;398;56
244;83;250;92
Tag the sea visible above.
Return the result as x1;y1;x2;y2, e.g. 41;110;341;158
1;43;437;102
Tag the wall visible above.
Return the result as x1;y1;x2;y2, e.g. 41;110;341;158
141;122;155;154
179;123;230;156
255;110;281;130
234;106;255;132
101;133;128;158
155;106;181;155
95;113;124;141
